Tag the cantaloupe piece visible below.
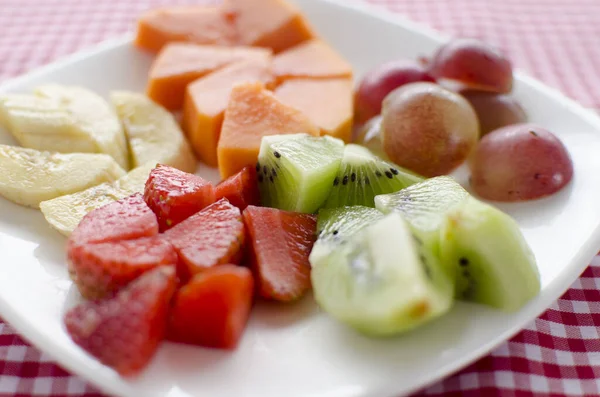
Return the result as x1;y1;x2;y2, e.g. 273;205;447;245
148;44;272;110
275;78;354;143
183;58;274;167
135;6;236;53
225;0;316;53
272;39;353;83
217;82;320;179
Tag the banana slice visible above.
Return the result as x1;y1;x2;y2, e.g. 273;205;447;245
0;85;129;169
40;162;156;236
0;145;125;209
111;91;196;173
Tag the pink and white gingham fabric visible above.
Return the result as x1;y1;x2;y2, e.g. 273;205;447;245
1;0;600;396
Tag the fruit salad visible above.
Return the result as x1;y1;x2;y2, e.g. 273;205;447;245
0;0;574;378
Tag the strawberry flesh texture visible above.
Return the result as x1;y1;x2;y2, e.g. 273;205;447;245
215;166;260;211
64;266;177;376
164;198;245;280
68;236;178;300
144;164;216;232
68;193;159;247
242;206;316;302
168;265;254;349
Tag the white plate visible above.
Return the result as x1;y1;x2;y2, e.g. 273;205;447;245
1;1;600;396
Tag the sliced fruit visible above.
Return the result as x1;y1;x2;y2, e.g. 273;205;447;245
0;85;129;169
144;164;215;231
440;196;540;311
375;176;540;311
272;39;353;83
257;133;344;213
275;78;354;142
310;212;454;336
217;82;320;179
375;176;469;261
168;265;254;349
310;206;384;264
243;205;316;301
323;144;422;208
182;58;274;167
225;0;316;53
164;199;245;279
68;193;158;247
40;162;156;236
64;266;177;375
215;166;260;210
111;91;196;173
148;43;272;110
0;145;125;208
135;6;236;53
68;236;177;300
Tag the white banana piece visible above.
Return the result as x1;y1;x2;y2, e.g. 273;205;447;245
0;85;129;169
0;145;125;209
40;162;156;236
111;91;197;173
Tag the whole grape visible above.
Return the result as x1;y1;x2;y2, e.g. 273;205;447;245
460;89;527;136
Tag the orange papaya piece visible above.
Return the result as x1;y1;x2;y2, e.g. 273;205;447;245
182;58;274;167
217;82;320;179
275;78;354;143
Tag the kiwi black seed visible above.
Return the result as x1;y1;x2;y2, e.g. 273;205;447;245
333;177;340;186
258;174;264;183
263;165;268;175
272;168;277;177
376;171;383;177
274;151;281;158
333;230;339;235
342;175;349;185
351;173;356;182
459;257;469;267
385;171;393;179
269;176;274;183
390;168;399;175
256;162;260;172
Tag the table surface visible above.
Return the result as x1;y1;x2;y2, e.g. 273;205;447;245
1;0;600;396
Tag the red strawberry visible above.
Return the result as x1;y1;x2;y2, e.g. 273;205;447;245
68;193;158;247
68;236;178;300
144;164;216;231
64;266;177;376
168;265;254;349
215;166;260;210
242;206;316;302
164;199;245;279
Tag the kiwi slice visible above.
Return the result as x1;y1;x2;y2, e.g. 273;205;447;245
257;133;344;213
323;144;422;208
310;210;454;336
440;197;540;311
375;176;540;311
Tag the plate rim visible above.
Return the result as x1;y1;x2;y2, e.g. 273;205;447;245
1;1;600;396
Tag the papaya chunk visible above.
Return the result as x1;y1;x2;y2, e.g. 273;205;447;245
148;44;271;110
135;6;236;53
183;58;274;167
225;0;316;53
273;39;353;83
275;78;354;142
217;82;319;179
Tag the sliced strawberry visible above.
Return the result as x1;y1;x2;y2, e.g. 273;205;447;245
64;266;177;376
168;265;254;349
242;206;316;302
144;164;216;231
215;166;260;211
68;236;178;300
68;193;158;247
164;198;245;279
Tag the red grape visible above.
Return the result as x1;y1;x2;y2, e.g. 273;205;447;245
355;60;435;125
381;82;479;177
469;124;573;201
460;89;527;136
429;38;513;94
354;115;389;160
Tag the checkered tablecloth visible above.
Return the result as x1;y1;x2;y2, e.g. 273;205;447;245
1;0;600;396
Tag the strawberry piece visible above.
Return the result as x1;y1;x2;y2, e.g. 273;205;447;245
168;265;254;349
242;206;316;302
68;236;178;300
215;166;260;210
164;198;245;279
144;164;216;232
68;193;158;247
64;266;177;376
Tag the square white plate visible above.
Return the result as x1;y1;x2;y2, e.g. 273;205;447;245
1;1;600;396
